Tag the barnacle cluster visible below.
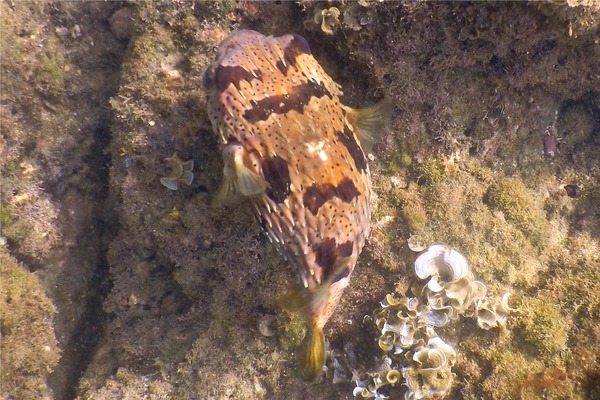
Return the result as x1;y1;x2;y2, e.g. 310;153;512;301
353;245;514;399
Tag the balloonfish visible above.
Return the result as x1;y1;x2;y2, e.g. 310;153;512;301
203;30;390;380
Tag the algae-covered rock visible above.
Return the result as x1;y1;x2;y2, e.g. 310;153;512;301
2;1;600;399
486;178;550;245
516;297;571;356
78;367;173;400
0;248;60;399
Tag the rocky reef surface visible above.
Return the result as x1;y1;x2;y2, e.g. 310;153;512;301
1;1;599;399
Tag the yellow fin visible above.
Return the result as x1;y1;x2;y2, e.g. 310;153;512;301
277;289;304;315
345;98;393;154
212;150;269;208
237;161;268;196
212;174;245;207
302;326;326;381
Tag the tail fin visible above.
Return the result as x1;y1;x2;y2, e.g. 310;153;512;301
302;326;326;381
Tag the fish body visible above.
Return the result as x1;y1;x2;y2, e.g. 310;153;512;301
203;30;388;379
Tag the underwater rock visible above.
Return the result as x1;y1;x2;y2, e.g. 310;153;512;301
343;2;375;32
109;8;134;41
160;153;194;191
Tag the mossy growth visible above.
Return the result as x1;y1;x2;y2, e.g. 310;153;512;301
277;313;307;353
480;350;545;400
79;367;174;399
0;203;10;228
394;182;428;232
388;151;412;175
0;248;60;399
486;178;549;246
415;157;447;185
1;186;61;261
515;297;570;357
384;131;412;175
37;36;69;99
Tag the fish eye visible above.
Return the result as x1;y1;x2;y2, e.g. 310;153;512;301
291;34;310;54
202;65;216;89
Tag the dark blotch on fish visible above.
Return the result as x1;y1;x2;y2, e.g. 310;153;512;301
331;266;351;283
243;81;331;123
215;65;262;92
303;177;359;215
336;178;360;203
337;126;367;173
262;155;291;203
314;238;353;280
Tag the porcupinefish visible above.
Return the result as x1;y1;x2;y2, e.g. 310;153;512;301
203;30;390;380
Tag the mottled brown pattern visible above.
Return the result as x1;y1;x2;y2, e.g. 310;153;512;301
205;31;372;370
242;80;331;123
337;126;367;172
261;155;290;203
214;65;261;92
276;34;311;74
302;177;360;215
313;238;353;281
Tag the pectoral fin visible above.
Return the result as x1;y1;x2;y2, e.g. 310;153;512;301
212;143;269;208
237;162;268;196
344;97;393;154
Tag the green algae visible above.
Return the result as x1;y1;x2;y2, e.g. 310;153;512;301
480;350;545;400
515;297;570;357
416;157;447;185
38;39;68;98
0;249;60;399
486;178;550;245
396;182;428;232
277;313;307;354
